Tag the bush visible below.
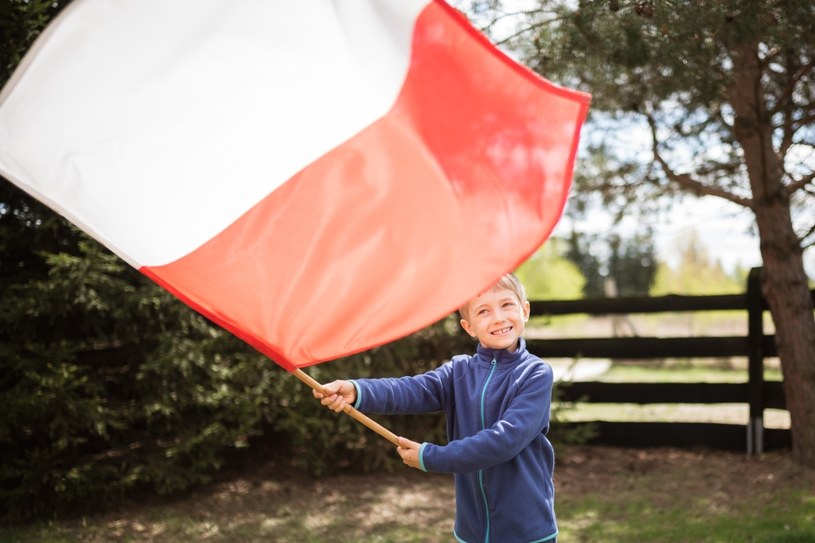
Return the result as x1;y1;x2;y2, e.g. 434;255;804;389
0;236;278;520
0;219;472;519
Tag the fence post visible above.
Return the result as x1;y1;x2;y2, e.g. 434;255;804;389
746;267;764;456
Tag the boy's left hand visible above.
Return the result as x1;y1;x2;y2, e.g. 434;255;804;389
396;436;422;470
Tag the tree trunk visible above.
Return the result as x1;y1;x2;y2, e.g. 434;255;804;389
729;42;815;467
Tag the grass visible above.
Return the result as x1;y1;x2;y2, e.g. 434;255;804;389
595;362;784;383
553;445;815;543
1;446;812;543
558;477;815;543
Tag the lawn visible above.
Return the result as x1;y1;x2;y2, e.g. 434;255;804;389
555;446;814;543
2;445;812;543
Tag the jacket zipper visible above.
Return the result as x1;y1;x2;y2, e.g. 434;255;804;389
477;357;498;543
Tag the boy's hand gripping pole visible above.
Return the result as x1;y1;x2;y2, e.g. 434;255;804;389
292;369;399;446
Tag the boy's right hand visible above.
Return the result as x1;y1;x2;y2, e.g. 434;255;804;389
313;380;357;412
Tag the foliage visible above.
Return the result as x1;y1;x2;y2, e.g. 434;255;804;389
565;226;657;297
515;237;585;300
0;1;71;85
650;230;743;295
0;226;279;519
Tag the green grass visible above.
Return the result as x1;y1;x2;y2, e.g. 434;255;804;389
2;447;812;543
0;514;446;543
558;486;815;543
595;362;783;383
3;484;811;543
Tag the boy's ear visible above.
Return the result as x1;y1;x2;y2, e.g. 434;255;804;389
460;318;477;337
523;300;530;322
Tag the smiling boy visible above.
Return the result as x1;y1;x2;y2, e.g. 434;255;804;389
315;273;557;543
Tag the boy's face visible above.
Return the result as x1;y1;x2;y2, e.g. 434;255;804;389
460;287;530;352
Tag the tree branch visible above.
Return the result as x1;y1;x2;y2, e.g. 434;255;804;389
799;222;815;250
646;114;754;209
770;50;815;157
493;14;570;47
787;171;815;195
793;109;815;132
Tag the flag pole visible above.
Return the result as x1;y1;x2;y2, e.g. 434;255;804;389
292;368;400;446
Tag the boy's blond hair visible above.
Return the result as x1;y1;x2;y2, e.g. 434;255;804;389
459;273;527;321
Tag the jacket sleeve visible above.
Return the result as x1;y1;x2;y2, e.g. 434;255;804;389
421;362;553;474
352;361;454;414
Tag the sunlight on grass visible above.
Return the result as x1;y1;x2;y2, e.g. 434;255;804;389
597;362;782;383
553;402;791;428
1;450;810;543
611;364;744;382
557;487;815;543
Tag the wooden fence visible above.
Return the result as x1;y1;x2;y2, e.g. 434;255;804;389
526;268;813;455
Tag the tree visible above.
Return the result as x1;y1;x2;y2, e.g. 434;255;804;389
470;0;815;465
565;227;658;297
515;237;586;300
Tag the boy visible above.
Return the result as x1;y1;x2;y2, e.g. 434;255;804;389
315;273;557;543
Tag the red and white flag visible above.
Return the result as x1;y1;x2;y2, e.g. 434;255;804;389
0;0;590;370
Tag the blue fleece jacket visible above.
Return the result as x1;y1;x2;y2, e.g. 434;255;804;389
352;338;557;543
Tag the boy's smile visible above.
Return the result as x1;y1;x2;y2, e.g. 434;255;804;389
460;287;530;352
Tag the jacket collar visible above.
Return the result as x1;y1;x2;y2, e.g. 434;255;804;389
475;338;527;365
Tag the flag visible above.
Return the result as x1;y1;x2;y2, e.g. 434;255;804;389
0;0;590;370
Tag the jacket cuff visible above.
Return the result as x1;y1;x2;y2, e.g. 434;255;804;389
418;442;429;472
350;380;362;409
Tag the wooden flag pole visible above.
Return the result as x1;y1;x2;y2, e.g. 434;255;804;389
292;368;399;447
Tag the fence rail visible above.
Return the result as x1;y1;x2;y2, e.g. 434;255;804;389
525;267;812;454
